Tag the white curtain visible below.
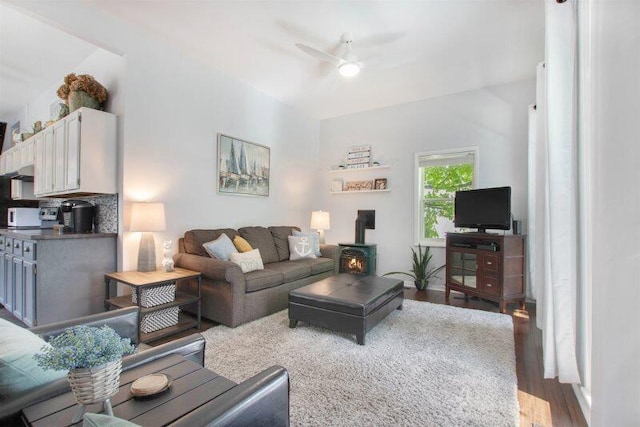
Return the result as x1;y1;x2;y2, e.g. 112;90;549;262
527;0;581;383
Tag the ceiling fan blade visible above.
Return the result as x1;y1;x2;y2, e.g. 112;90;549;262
295;43;342;66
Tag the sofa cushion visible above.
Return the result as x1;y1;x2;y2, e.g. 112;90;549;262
244;269;284;293
0;318;66;399
229;249;264;273
293;231;321;256
273;257;334;276
202;233;238;261
264;260;312;282
288;236;317;260
185;229;239;257
238;227;279;264
233;235;253;253
309;257;335;275
269;226;301;261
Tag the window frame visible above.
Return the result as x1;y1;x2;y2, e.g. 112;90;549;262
414;146;479;247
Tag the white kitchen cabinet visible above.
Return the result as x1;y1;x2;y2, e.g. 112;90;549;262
11;179;37;200
0;134;36;176
33;132;44;195
52;119;66;193
34;108;116;197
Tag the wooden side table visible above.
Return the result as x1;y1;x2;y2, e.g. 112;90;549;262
104;268;201;343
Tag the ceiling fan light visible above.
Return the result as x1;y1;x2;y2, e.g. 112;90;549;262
339;62;360;77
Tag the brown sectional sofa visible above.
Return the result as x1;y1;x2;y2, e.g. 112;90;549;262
174;226;337;327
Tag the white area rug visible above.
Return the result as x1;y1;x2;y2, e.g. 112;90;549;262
202;300;519;426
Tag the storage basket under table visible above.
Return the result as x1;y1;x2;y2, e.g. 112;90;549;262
139;306;180;334
132;282;176;307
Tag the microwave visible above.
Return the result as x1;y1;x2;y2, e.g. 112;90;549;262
8;208;41;227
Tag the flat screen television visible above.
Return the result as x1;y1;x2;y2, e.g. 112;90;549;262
454;186;511;233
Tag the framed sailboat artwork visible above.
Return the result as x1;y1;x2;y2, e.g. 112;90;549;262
217;134;270;197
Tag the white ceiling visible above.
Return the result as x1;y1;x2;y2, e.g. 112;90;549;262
0;1;544;120
0;3;98;119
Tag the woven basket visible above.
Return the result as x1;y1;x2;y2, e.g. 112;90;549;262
68;359;121;405
140;306;180;334
132;282;176;308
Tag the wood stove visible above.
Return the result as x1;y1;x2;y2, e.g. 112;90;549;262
338;243;377;276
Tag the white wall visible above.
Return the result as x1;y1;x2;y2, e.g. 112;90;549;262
6;2;320;271
588;0;640;424
0;48;125;152
119;38;320;270
319;79;534;287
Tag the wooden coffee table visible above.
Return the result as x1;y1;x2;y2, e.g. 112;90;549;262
22;354;235;426
288;274;404;345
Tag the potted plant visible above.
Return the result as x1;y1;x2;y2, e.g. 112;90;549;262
35;325;134;422
57;73;108;113
384;244;445;291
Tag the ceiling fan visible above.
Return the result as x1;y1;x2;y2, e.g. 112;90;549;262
295;33;362;77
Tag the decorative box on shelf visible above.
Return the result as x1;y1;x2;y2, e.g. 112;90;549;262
140;306;180;334
132;282;176;307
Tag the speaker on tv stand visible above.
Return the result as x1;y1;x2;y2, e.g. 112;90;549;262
512;220;523;235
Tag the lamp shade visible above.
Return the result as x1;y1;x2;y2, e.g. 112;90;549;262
310;210;331;231
130;202;166;232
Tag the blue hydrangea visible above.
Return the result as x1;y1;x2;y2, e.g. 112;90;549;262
35;325;135;371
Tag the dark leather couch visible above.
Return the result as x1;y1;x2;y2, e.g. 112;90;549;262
0;307;290;426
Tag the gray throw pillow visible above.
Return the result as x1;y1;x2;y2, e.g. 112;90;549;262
293;230;321;256
202;233;238;261
288;235;317;260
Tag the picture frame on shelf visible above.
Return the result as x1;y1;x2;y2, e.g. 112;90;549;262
331;179;343;192
374;178;388;190
217;133;270;197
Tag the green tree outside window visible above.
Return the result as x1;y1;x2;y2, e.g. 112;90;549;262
421;164;473;238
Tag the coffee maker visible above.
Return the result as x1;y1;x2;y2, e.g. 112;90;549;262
60;200;95;233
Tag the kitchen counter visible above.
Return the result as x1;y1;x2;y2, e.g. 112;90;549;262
0;228;117;240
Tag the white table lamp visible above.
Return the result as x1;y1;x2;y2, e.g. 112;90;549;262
130;202;166;272
310;210;331;244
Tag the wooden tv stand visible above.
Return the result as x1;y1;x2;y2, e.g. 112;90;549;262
445;232;525;313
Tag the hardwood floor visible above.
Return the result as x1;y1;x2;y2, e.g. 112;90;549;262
1;289;587;426
405;288;587;427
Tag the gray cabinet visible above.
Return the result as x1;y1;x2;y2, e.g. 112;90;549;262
5;251;14;313
12;257;23;321
23;260;36;325
0;232;116;326
2;237;36;326
0;236;5;305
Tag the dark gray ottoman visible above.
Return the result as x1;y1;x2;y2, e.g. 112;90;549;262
288;273;404;345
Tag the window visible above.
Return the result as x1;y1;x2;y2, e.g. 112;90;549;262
414;147;478;246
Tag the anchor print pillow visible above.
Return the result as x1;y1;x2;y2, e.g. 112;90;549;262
288;235;318;260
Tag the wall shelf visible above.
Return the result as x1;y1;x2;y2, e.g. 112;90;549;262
329;165;390;173
330;189;390;194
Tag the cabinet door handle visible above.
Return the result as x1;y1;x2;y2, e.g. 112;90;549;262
24;247;30;253
486;283;493;287
14;244;20;249
6;242;10;247
486;261;492;265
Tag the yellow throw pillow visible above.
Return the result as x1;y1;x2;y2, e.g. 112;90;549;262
233;235;253;253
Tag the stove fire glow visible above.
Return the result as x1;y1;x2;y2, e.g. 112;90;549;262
344;256;365;274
